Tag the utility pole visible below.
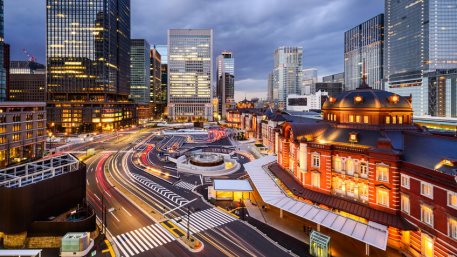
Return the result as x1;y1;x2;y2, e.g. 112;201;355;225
101;185;115;235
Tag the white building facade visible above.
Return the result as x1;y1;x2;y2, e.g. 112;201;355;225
286;91;329;112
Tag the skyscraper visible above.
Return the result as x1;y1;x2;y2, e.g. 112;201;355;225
168;29;213;121
272;46;303;109
130;39;151;105
155;45;168;64
301;68;318;95
344;14;384;91
385;0;457;116
267;71;273;102
150;46;166;118
216;51;235;118
9;61;46;102
323;72;345;86
0;0;5;101
46;0;136;133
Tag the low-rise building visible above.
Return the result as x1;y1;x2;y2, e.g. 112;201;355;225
0;102;46;168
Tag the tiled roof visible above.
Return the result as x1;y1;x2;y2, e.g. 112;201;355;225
268;163;416;231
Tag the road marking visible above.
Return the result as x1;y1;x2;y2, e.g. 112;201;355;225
94;193;101;202
113;224;176;257
172;208;237;235
96;177;99;184
174;181;198;191
110;212;120;222
123;207;133;217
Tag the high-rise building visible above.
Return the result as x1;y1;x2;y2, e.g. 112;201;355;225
323;72;345;85
168;29;213;121
9;61;46;102
153;45;168;118
385;0;457;117
344;14;384;91
0;0;5;101
150;46;166;118
130;39;151;104
155;45;168;64
301;68;318;95
312;82;343;97
267;72;274;102
216;51;235;119
272;46;303;109
46;0;136;133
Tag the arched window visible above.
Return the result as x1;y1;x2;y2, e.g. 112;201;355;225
360;161;369;178
334;156;342;172
346;158;354;175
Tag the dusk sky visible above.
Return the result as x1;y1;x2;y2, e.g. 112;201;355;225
5;0;383;101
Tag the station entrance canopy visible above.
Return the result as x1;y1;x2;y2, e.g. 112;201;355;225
244;156;388;251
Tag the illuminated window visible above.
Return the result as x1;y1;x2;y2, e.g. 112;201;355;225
376;165;389;182
12;134;21;142
356;115;361;123
360;162;369;178
349;115;354;123
334;156;342;172
312;153;320;168
421;205;434;227
0;150;5;161
363;116;369;124
421;182;433;199
448;191;457;209
385;116;391;124
398;116;403;124
449;217;457;240
346;158;354;175
392;116;397;124
311;173;320;188
421;233;433;257
376;188;389;207
401;174;410;189
401;194;410;214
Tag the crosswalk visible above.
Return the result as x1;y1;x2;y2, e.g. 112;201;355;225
113;223;176;257
172;208;237;235
132;173;189;206
174;181;198;191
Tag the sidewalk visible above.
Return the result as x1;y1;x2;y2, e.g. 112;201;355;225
245;196;403;257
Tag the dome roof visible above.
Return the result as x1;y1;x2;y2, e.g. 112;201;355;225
322;88;412;110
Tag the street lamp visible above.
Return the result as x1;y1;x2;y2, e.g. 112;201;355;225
101;185;115;235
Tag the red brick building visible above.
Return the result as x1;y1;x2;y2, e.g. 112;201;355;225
273;80;457;256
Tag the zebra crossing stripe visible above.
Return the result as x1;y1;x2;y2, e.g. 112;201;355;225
156;224;178;241
145;225;168;245
112;235;132;257
138;227;158;248
136;228;154;249
172;208;237;234
120;234;139;255
125;232;144;253
132;230;150;250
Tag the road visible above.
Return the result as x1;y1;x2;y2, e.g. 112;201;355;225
81;128;293;257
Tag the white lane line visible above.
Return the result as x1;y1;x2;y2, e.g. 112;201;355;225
96;177;99;184
94;193;101;202
112;236;131;257
123;207;133;217
110;212;120;222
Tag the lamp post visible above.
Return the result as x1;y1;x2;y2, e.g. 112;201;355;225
101;185;115;235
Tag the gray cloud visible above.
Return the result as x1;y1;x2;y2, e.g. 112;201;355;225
4;0;383;100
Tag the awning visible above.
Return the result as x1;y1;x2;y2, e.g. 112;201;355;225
244;156;389;251
213;179;253;191
0;249;42;256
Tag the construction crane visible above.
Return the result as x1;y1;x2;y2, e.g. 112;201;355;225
22;48;37;63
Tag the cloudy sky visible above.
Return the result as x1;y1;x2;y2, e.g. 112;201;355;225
5;0;383;101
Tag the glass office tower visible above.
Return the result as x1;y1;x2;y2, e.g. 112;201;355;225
168;29;213;122
344;14;384;91
301;68;318;95
130;39;151;104
0;0;5;101
216;51;235;118
272;46;303;110
46;0;136;133
385;0;457;116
